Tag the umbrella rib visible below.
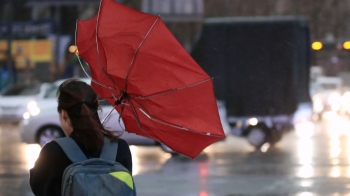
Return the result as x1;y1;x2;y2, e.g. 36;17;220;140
127;100;142;129
75;18;119;95
76;54;118;93
124;16;160;92
139;107;223;138
120;101;162;142
123;101;224;138
101;105;115;124
132;78;212;100
95;0;123;92
100;105;126;137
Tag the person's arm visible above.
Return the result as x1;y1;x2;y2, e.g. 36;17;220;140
116;139;133;174
29;142;67;195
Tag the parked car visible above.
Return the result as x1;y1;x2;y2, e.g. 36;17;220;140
0;82;51;123
19;78;176;154
311;76;343;120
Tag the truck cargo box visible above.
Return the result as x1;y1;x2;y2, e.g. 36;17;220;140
192;16;311;117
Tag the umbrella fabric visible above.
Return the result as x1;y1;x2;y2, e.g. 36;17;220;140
76;0;225;158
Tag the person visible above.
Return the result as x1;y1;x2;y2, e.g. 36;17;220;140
61;51;76;79
29;78;132;196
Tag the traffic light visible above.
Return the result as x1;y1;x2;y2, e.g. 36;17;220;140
312;41;323;50
343;41;350;50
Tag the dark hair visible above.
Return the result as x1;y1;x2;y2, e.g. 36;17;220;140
57;78;118;150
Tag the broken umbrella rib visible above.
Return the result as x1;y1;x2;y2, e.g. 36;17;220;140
100;88;223;138
95;0;123;92
100;105;125;136
90;76;212;102
76;55;122;102
76;56;116;91
74;18;122;93
124;16;160;92
121;101;224;138
105;100;208;138
131;78;213;100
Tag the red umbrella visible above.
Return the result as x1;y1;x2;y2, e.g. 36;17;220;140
76;0;225;158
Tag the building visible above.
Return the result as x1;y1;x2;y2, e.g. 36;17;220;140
0;0;349;84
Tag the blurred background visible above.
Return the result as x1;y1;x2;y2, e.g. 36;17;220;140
1;0;350;85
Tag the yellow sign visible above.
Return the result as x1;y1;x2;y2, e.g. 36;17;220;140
0;42;7;61
0;40;52;63
31;40;52;62
0;41;7;52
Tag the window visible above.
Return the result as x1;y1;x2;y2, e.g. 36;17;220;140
44;85;58;98
142;0;203;22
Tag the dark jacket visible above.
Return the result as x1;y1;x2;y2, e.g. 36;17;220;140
29;132;132;196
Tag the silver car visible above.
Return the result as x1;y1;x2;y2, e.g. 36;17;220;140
19;78;176;154
0;83;51;123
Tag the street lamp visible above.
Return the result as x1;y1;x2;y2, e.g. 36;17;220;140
68;45;78;54
343;41;350;50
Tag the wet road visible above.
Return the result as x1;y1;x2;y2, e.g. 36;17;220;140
1;112;350;196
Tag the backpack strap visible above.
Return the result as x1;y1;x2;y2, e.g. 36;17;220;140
99;136;118;161
54;137;87;163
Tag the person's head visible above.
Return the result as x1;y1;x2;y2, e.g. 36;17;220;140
56;78;107;150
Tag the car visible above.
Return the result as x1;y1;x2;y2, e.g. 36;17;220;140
0;82;51;123
311;76;343;120
19;78;176;154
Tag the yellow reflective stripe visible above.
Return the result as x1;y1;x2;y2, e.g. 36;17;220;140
109;171;134;190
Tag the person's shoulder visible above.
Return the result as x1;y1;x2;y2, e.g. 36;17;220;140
42;140;60;149
41;140;64;155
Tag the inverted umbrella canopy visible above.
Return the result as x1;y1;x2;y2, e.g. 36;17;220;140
76;0;225;158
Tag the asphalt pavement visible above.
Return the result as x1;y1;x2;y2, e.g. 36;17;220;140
1;112;350;196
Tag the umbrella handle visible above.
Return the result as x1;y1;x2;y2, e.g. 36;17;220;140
115;91;128;106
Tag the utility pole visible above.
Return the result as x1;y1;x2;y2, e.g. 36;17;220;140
6;0;14;85
54;5;61;80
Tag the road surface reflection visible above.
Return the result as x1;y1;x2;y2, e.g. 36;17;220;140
18;111;350;195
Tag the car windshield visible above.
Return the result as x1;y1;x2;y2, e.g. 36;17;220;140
0;84;41;96
321;83;338;90
44;85;59;98
44;79;91;99
44;85;112;106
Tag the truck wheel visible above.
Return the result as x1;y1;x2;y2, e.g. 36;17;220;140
37;126;65;146
269;129;283;146
246;124;268;149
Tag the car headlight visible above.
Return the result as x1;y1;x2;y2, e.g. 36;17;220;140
341;92;350;108
23;112;30;120
312;93;324;113
342;92;350;100
27;101;40;116
326;93;341;112
247;118;258;126
295;119;314;138
328;93;341;105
